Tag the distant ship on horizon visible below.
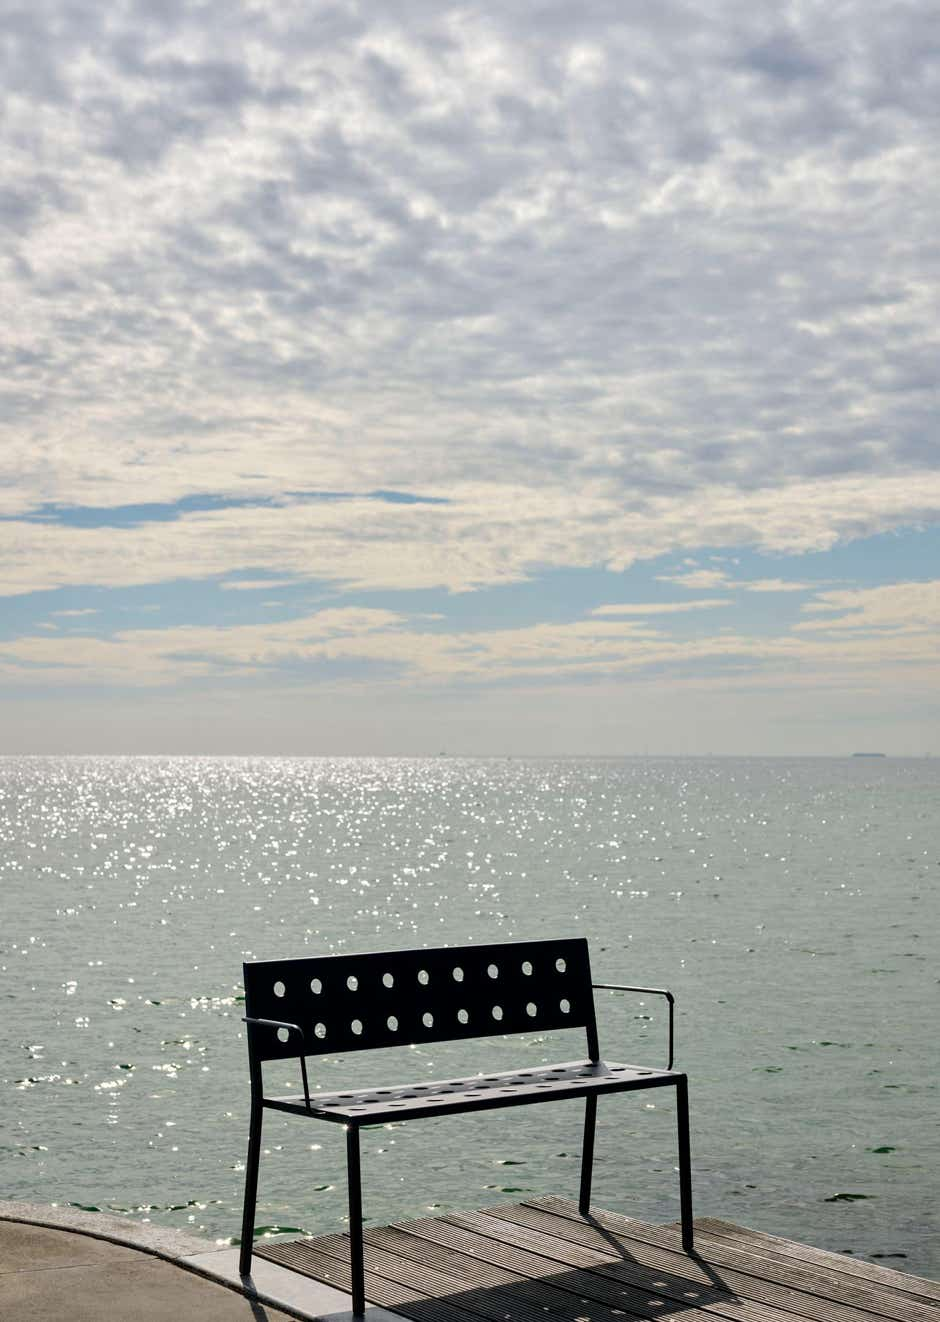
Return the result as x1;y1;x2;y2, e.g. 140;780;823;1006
851;751;886;757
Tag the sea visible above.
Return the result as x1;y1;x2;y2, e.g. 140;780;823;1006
1;755;937;1276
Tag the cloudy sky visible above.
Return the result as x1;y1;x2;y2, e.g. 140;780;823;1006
2;0;939;754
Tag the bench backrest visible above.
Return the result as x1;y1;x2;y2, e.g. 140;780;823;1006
243;938;599;1063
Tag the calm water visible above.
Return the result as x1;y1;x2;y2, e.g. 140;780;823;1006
1;756;937;1276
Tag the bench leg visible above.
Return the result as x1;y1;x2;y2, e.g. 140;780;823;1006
239;1101;263;1276
579;1095;597;1215
347;1125;365;1316
676;1075;694;1252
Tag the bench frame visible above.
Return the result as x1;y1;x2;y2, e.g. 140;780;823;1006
238;938;693;1315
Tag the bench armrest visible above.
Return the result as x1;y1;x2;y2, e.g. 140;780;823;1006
592;984;675;1070
243;1015;305;1040
243;1017;311;1108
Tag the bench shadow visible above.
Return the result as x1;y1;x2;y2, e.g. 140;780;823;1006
581;1210;732;1293
248;1298;280;1321
256;1210;741;1322
349;1227;741;1322
236;1287;287;1322
392;1257;739;1322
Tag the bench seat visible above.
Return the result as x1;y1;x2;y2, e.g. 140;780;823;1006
267;1057;678;1123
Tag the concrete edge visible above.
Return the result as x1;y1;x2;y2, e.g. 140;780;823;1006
189;1248;406;1322
0;1199;213;1259
0;1201;401;1321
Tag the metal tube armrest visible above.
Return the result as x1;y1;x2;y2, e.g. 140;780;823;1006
592;984;675;1070
242;1017;311;1108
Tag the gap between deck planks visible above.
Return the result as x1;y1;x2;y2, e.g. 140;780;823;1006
255;1197;940;1322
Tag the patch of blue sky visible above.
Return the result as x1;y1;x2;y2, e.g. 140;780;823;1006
4;493;266;528
674;524;940;589
287;562;763;640
0;574;331;642
2;524;936;646
808;522;940;584
347;566;634;630
396;522;931;642
364;490;450;505
2;489;449;529
347;526;940;635
0;586;110;640
338;545;832;637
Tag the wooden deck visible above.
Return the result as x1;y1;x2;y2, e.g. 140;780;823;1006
255;1195;940;1322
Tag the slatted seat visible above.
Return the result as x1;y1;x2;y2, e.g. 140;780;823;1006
268;1058;676;1122
238;938;693;1316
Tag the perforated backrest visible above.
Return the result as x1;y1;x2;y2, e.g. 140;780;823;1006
243;938;598;1063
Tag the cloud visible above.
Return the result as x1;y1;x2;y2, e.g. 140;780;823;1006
739;578;815;592
3;471;940;600
4;587;938;699
3;0;940;755
219;578;301;592
796;580;940;635
738;29;827;83
592;599;732;615
656;569;733;590
1;1;938;556
0;606;406;686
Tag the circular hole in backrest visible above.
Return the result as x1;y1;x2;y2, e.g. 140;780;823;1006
457;1008;469;1025
555;957;566;973
487;963;499;979
314;1022;327;1039
347;974;358;991
560;998;571;1014
417;969;430;985
422;1011;434;1028
310;977;322;995
526;1001;537;1017
382;972;394;989
277;1027;290;1043
492;1005;503;1021
273;980;286;998
351;1018;363;1035
387;1015;398;1032
522;960;533;976
452;967;464;982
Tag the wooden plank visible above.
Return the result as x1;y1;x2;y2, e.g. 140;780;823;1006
680;1220;940;1306
531;1198;940;1320
490;1201;938;1322
268;1212;818;1322
380;1218;750;1322
256;1237;476;1322
406;1210;813;1322
265;1229;613;1322
391;1210;630;1279
447;1207;906;1322
367;1225;649;1322
257;1202;940;1322
369;1223;583;1295
679;1222;935;1304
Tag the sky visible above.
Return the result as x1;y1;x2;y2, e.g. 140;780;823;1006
2;0;939;755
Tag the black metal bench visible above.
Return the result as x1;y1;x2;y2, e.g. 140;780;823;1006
238;938;693;1314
